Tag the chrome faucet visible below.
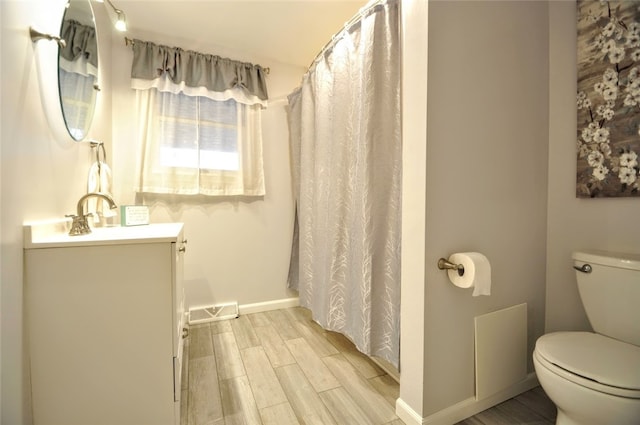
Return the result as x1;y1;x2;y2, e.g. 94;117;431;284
67;192;117;235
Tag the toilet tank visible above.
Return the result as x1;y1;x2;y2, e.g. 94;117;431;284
573;250;640;347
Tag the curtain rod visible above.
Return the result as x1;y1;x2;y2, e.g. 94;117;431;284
305;0;394;72
123;37;270;75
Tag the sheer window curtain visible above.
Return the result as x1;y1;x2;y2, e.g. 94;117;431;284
59;67;97;139
134;86;265;196
130;39;268;196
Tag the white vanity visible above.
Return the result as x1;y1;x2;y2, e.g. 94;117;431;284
24;222;187;425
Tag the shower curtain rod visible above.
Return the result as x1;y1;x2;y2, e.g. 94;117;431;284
123;37;270;74
305;0;393;71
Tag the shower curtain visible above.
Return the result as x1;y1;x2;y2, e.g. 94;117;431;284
287;0;401;368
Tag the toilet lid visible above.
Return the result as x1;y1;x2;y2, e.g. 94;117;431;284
536;332;640;391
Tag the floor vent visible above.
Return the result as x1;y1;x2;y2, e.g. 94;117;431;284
188;302;239;324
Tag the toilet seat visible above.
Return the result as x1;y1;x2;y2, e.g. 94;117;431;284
535;331;640;399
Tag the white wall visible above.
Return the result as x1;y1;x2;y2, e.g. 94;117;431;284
0;1;113;423
109;27;302;311
426;0;549;413
400;0;550;420
546;2;640;332
399;0;428;417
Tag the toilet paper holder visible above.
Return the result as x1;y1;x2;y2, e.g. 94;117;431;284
438;258;465;276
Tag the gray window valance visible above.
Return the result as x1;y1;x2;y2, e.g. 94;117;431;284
60;19;97;68
130;39;269;106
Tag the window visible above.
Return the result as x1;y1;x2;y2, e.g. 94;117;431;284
135;88;265;197
157;95;239;171
59;68;98;140
129;39;269;197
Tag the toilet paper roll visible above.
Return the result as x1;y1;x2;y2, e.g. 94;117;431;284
447;252;492;296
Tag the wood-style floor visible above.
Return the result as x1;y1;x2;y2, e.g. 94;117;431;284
455;386;557;425
180;306;557;425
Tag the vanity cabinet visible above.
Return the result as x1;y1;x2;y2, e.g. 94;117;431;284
24;223;186;425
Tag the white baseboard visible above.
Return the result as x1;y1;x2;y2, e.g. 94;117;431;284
396;398;426;425
238;297;300;314
396;372;540;425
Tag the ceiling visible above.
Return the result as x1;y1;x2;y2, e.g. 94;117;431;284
111;1;368;68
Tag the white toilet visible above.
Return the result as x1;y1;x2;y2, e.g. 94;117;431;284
534;250;640;425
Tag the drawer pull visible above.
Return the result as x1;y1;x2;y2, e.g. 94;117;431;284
182;327;189;339
179;246;186;253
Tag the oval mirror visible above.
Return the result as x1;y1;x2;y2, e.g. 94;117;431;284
58;0;99;141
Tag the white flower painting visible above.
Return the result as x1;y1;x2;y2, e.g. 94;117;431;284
577;0;640;197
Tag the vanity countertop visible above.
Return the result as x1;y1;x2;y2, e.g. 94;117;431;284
24;220;184;249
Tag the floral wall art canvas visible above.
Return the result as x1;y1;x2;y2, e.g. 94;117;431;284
577;0;640;198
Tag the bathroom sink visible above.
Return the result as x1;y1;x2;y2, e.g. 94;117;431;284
24;219;184;248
